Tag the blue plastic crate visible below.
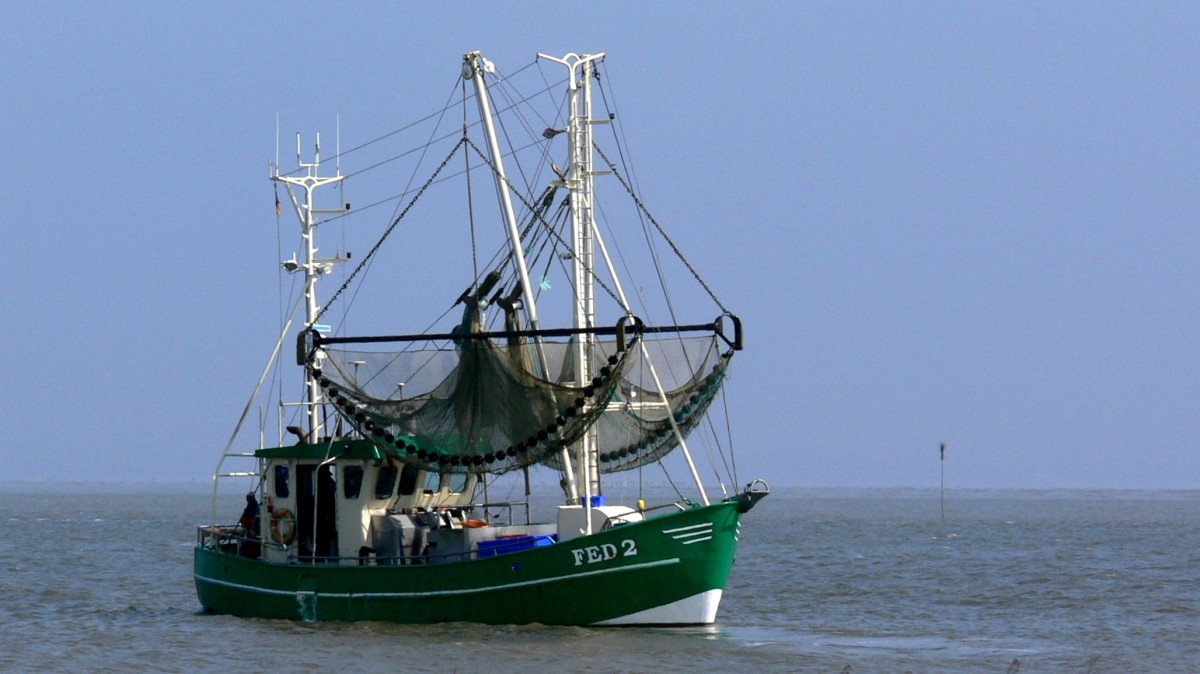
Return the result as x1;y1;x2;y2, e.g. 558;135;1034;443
477;534;556;558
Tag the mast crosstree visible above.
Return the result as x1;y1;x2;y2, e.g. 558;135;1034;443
273;134;349;444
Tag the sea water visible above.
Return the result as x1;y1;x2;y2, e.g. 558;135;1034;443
0;484;1195;673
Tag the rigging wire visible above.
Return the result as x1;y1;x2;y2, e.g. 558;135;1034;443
583;74;740;492
315;136;467;325
329;77;465;327
317;134;558;228
591;72;696;403
461;137;623;309
274;60;543;181
590;77;704;480
342;72;566;186
483;63;569;210
482;69;539;204
525;63;736;491
593;142;729;315
719;383;738;487
274;181;287;430
658;458;686;503
595;68;738;488
462;78;478;282
591;70;665;315
533;199;572;310
274;58;738;491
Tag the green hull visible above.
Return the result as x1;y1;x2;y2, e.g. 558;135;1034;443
195;499;743;625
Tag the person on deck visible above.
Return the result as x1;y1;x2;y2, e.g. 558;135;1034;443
239;492;259;538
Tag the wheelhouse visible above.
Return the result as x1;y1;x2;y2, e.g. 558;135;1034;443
250;439;479;565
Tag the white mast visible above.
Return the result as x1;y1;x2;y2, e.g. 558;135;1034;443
464;51;579;503
540;52;606;519
541;52;711;509
273;133;348;443
462;53;546;338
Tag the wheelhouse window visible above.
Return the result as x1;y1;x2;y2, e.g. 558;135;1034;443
273;465;290;498
447;472;469;494
424;471;442;494
375;465;398;499
398;463;419;496
343;465;364;499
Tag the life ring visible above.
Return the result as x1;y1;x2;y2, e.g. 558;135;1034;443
270;508;296;545
462;519;489;528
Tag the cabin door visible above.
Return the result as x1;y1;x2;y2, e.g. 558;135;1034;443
297;464;339;560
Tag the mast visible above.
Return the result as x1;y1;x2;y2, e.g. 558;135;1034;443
465;51;579;503
273;133;348;443
540;52;606;516
462;53;546;339
541;52;711;508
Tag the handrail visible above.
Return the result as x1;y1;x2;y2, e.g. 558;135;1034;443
197;496;695;564
197;522;548;566
464;500;528;527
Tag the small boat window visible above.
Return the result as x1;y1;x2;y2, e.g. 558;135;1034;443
375;465;398;499
343;466;364;499
424;471;442;493
447;472;469;494
274;465;290;498
398;463;419;496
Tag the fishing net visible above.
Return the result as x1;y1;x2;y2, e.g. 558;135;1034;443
304;308;731;475
541;334;732;474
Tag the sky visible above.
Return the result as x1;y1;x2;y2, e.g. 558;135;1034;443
2;2;1197;489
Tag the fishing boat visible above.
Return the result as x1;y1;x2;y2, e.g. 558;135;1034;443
194;51;767;626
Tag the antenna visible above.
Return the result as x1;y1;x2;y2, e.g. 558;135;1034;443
273;126;348;443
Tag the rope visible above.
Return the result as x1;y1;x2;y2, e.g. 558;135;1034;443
463;79;478;283
462;136;624;311
720;381;738;487
315;138;466;323
593;143;729;315
274;60;542;181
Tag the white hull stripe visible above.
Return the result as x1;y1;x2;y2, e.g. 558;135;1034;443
195;557;680;600
661;522;712;534
665;522;714;544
